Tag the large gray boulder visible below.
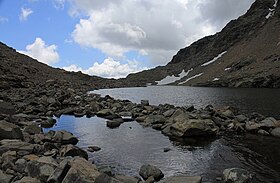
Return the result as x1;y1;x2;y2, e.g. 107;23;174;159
0;121;23;140
223;168;253;183
170;119;219;137
25;161;57;182
161;175;202;183
47;159;71;183
139;164;164;181
62;157;100;183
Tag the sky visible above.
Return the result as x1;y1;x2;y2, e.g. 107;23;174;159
0;0;255;78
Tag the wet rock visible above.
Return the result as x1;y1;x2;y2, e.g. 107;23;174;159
163;148;171;152
0;140;34;156
23;123;42;135
60;144;88;160
139;164;164;181
223;168;253;183
46;130;78;145
88;146;101;152
98;166;113;176
97;109;120;120
114;175;140;183
106;120;122;129
184;105;195;112
62;157;100;183
0;121;23;140
271;128;280;138
259;117;279;130
47;159;71;183
170;119;219;137
258;129;270;136
141;100;149;106
14;176;40;183
161;175;202;183
0;169;14;183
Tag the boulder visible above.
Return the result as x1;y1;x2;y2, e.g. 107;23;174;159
23;123;42;135
162;175;202;183
25;161;56;182
95;173;123;183
259;117;279;130
46;130;78;145
14;176;40;183
223;168;253;183
62;157;100;183
47;159;71;183
0;169;14;183
0;101;16;115
271;128;280;138
163;109;175;117
144;115;166;125
139;164;164;181
170;119;219;137
88;146;101;152
97;109;120;120
0;121;23;140
60;144;88;160
141;100;149;106
0;140;34;156
106;120;122;129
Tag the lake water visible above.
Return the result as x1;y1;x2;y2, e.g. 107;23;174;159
49;86;280;182
93;86;280;118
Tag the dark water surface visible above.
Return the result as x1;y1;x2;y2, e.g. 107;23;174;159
49;86;280;182
93;86;280;118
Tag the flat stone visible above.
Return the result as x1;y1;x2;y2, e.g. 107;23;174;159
0;140;34;156
162;175;202;183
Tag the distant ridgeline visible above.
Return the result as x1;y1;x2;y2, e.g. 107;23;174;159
123;0;280;88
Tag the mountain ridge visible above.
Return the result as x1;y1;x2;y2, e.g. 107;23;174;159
123;0;280;88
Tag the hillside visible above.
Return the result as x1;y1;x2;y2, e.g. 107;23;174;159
0;42;122;91
124;0;280;88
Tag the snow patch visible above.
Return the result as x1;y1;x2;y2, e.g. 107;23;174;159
274;0;278;7
224;67;231;71
178;73;203;85
201;51;227;66
213;78;220;81
156;69;193;85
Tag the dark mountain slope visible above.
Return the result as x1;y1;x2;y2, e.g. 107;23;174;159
123;0;280;88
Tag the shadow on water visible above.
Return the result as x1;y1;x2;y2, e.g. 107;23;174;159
46;116;280;183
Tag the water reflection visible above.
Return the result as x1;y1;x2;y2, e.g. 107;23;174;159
47;116;280;182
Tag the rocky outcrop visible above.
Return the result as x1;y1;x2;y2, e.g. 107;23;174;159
139;164;164;181
223;168;253;183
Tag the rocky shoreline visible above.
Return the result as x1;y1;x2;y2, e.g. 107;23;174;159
0;80;279;183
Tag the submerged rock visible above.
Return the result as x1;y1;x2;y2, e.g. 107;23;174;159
106;120;122;129
271;128;280;138
139;164;164;181
223;168;253;183
88;146;101;152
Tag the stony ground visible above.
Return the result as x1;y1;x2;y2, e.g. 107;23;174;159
0;78;279;183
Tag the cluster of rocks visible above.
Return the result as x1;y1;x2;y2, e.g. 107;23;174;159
1;80;279;182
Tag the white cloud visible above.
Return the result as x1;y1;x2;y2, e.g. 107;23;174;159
0;16;8;23
70;0;254;66
19;37;59;65
63;57;147;78
19;8;33;21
